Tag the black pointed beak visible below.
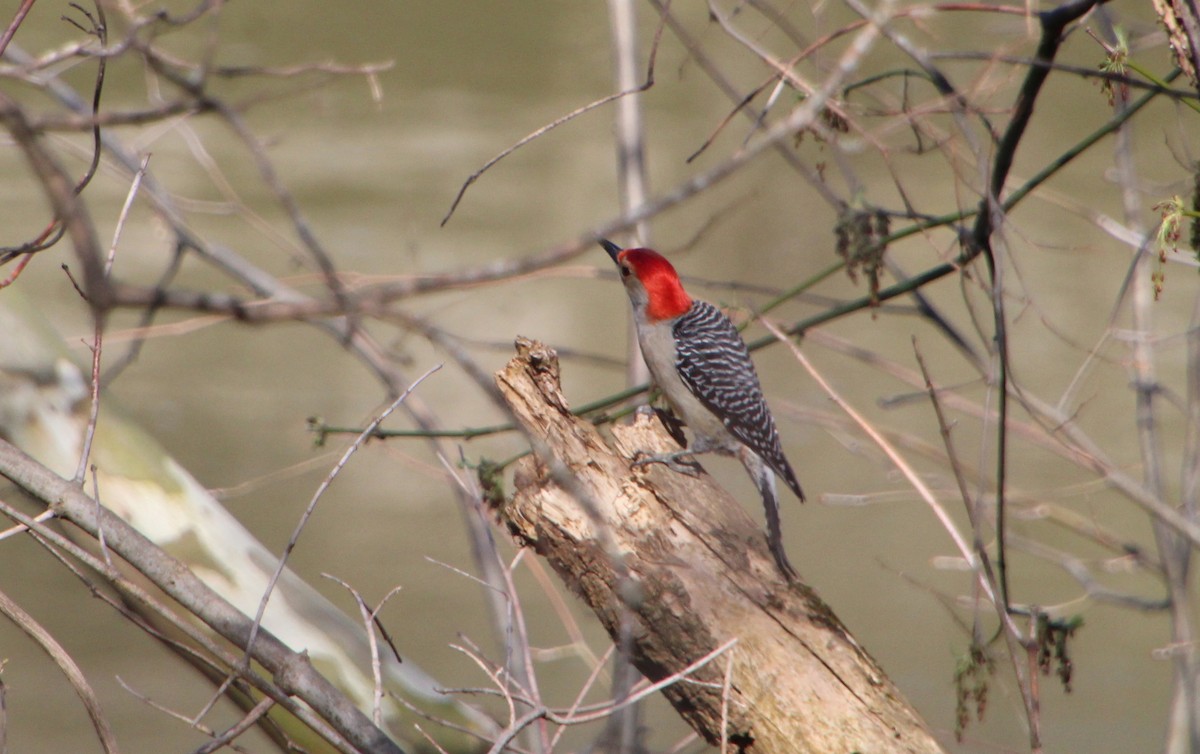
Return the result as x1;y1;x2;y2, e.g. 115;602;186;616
599;238;623;263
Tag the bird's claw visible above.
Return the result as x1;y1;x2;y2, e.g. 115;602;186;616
631;450;703;477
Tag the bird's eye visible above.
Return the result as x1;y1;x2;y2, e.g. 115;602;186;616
619;265;632;278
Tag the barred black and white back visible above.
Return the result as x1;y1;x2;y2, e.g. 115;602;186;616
671;300;805;502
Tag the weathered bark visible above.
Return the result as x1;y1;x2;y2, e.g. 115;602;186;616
492;338;946;754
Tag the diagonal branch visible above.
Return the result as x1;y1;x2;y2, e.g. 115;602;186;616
0;438;407;754
490;338;945;754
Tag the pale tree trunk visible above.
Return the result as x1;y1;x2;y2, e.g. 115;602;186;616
492;338;946;754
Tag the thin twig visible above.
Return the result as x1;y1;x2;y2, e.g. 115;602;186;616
73;317;104;485
240;364;443;669
323;574;405;728
761;318;1016;628
0;0;36;59
105;154;150;275
481;639;739;754
719;651;734;754
547;645;616;752
0;509;55;542
114;676;252;754
190;696;274;754
441;3;668;227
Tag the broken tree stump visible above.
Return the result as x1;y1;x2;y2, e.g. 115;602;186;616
491;337;945;754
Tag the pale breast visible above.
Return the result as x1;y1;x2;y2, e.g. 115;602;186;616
635;317;738;450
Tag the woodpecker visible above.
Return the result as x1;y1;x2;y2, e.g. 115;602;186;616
601;239;804;581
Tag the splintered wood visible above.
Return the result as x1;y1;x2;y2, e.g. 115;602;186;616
492;337;946;754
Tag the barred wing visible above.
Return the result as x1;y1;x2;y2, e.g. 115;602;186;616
673;301;805;500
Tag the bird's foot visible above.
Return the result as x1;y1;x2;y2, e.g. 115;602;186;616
631;449;703;477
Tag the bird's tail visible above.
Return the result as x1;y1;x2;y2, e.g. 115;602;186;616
739;447;798;582
775;454;806;503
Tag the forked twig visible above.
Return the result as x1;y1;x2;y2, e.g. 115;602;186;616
323;574;405;727
239;364;444;671
482;639;739;754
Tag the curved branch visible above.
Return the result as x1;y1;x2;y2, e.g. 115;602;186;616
0;586;118;753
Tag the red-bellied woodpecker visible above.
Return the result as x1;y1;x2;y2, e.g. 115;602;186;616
601;239;804;581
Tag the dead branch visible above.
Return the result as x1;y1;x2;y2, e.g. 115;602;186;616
490;338;945;754
0;438;407;754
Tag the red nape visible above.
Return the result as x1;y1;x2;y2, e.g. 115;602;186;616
620;248;692;321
